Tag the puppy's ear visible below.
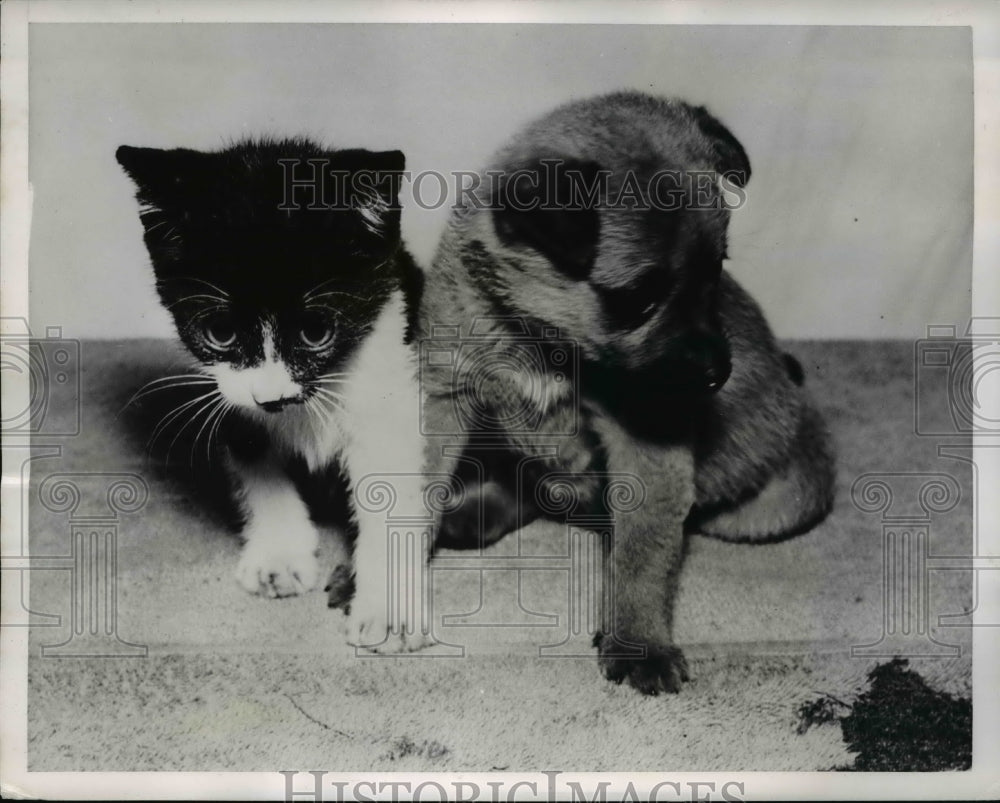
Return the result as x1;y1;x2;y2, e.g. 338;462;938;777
491;158;603;280
689;107;752;188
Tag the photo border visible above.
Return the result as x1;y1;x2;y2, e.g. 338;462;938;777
2;0;998;799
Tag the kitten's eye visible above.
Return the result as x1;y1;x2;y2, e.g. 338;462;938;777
299;318;335;351
202;317;237;351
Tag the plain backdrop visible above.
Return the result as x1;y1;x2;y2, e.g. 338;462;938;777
27;24;972;340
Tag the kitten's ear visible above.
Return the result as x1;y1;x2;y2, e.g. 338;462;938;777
361;149;406;207
115;145;208;206
366;149;406;178
344;149;406;237
689;106;751;187
491;158;602;281
116;145;208;265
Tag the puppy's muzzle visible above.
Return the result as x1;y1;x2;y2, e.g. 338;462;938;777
666;332;731;393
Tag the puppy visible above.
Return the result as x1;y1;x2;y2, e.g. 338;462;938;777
418;91;835;693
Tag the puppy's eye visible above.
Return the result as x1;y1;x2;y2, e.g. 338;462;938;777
618;301;658;330
202;317;237;351
299;316;335;351
604;293;659;329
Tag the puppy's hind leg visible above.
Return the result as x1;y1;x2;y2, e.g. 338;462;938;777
434;441;564;550
435;479;537;550
690;401;835;542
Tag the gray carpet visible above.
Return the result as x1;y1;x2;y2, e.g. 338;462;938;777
24;340;973;771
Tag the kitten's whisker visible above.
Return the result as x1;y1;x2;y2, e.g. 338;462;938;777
313;386;348;404
191;397;226;468
190;397;229;466
316;399;342;428
166;295;230;310
315;372;353;386
161;276;231;299
306;396;337;430
147;389;221;452
186;399;219;467
311;388;347;419
149;394;217;452
205;401;233;462
128;373;214;390
302;275;353;302
303;276;336;299
309;389;344;421
164;394;223;465
132;372;214;385
119;374;217;417
306;290;377;304
303;268;387;304
303;398;326;441
307;392;332;421
316;377;353;388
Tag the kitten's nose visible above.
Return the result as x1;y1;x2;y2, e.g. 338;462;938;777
255;396;298;413
249;368;303;412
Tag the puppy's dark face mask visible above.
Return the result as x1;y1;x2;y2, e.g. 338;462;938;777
487;150;747;399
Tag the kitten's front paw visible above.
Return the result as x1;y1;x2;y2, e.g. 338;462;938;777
236;539;319;598
345;592;434;653
593;632;690;695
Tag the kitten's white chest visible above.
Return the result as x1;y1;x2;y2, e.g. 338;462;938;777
257;290;418;476
265;404;346;472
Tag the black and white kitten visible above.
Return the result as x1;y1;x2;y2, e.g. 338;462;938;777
116;139;431;651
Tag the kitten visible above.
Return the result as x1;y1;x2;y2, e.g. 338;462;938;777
116;138;431;651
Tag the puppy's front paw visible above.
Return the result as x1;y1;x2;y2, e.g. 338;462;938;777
345;591;434;653
236;537;319;598
594;633;690;695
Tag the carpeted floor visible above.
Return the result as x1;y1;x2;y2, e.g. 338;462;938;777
24;339;973;771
